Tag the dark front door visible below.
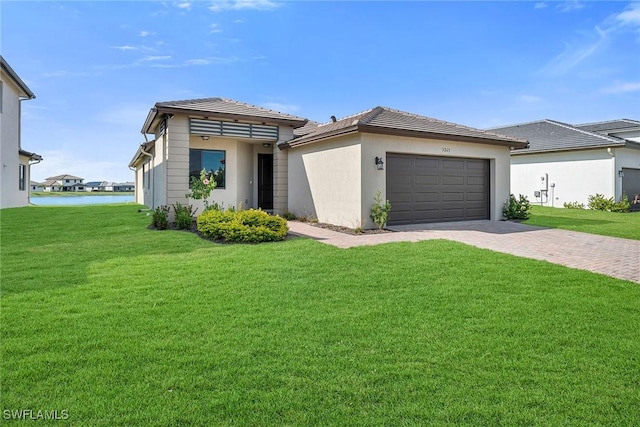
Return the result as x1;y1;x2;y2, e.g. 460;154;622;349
258;153;274;210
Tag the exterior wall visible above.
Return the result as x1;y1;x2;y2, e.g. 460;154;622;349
287;135;363;228
510;148;614;207
273;126;294;214
360;133;511;227
0;73;28;208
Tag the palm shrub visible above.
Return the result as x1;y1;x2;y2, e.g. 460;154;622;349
503;194;531;220
371;191;391;229
197;209;288;243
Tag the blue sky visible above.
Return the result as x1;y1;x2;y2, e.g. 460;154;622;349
3;0;639;183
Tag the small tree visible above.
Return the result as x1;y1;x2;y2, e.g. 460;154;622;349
186;169;217;210
370;191;391;229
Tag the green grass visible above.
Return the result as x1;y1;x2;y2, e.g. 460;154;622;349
1;205;639;426
525;205;640;240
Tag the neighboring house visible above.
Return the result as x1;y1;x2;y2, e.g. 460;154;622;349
113;182;134;192
129;98;527;228
490;119;640;208
84;181;102;192
30;181;44;191
0;56;42;208
44;174;84;192
99;181;115;192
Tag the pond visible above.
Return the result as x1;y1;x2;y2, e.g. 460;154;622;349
31;195;135;206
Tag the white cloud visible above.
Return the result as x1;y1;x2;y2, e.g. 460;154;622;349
140;55;172;62
234;19;244;23
601;81;640;94
615;2;640;27
534;2;547;9
113;45;137;51
540;26;609;76
139;30;154;37
556;1;585;13
176;2;191;10
210;23;223;33
262;102;300;113
519;94;542;103
185;58;211;65
208;0;280;12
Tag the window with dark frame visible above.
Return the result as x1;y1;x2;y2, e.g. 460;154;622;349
18;164;26;191
189;149;225;189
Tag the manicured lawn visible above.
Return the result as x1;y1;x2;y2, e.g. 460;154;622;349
525;205;640;240
1;205;639;426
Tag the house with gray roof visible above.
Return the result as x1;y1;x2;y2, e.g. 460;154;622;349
490;119;640;208
130;97;527;228
1;56;42;208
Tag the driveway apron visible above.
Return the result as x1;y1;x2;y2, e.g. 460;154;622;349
287;220;640;283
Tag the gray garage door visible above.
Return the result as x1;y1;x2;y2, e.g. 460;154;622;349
386;153;489;225
622;168;640;200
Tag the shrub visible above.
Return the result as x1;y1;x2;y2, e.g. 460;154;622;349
281;211;297;221
503;194;531;220
186;169;217;210
563;201;585;209
611;194;630;213
152;205;170;230
587;193;614;211
197;209;288;243
370;191;391;229
173;202;197;230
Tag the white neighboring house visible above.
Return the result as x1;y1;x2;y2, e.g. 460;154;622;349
30;181;43;191
0;56;42;209
490;119;640;208
130;97;528;228
43;174;84;192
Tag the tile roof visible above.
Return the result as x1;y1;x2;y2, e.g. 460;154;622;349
45;174;83;180
293;120;321;137
285;106;528;148
488;119;635;154
574;119;640;134
144;97;308;133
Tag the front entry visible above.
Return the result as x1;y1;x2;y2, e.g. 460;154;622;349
258;153;273;210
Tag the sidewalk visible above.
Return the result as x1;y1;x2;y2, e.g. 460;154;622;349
287;220;640;283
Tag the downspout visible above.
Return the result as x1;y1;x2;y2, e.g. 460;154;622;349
607;147;616;200
139;144;154;208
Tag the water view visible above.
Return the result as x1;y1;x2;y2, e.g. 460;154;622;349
31;195;135;206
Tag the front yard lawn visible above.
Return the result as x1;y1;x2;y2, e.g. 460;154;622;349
1;205;639;425
525;205;640;240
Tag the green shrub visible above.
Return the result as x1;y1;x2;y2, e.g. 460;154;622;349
503;194;531;220
370;190;391;229
281;211;297;221
563;201;585;209
611;194;630;213
588;194;614;211
197;209;288;243
152;205;170;230
173;202;197;230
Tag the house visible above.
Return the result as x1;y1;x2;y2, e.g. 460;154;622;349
43;174;84;192
30;181;44;191
99;181;115;192
0;56;42;209
129;98;528;228
84;181;102;192
490;119;640;207
113;182;134;192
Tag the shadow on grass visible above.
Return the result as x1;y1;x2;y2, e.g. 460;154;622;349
526;215;616;228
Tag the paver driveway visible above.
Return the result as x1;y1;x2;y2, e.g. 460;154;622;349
287;220;640;283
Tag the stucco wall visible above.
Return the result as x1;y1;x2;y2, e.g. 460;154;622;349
287;135;363;228
273;126;294;214
360;133;511;226
511;148;615;207
0;73;28;208
614;146;640;200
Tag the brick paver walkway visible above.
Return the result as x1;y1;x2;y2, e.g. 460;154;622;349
287;220;640;283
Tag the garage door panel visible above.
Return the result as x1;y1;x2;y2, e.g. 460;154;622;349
387;154;489;225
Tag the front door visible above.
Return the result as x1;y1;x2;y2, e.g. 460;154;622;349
258;153;273;210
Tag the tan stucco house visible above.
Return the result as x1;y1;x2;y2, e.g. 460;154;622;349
0;56;42;209
130;98;528;228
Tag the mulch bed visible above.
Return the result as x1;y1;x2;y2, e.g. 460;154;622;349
303;221;393;235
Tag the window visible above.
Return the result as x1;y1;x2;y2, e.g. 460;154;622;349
189;149;225;188
19;164;26;191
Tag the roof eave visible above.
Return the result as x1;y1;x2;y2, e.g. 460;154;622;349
18;149;42;161
154;105;308;128
282;126;360;148
357;124;529;149
511;142;629;155
1;57;36;100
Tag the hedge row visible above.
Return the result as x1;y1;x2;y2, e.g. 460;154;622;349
196;209;288;243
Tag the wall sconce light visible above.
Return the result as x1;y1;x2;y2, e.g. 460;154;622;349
201;135;210;140
618;170;624;177
375;156;384;170
262;143;271;148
